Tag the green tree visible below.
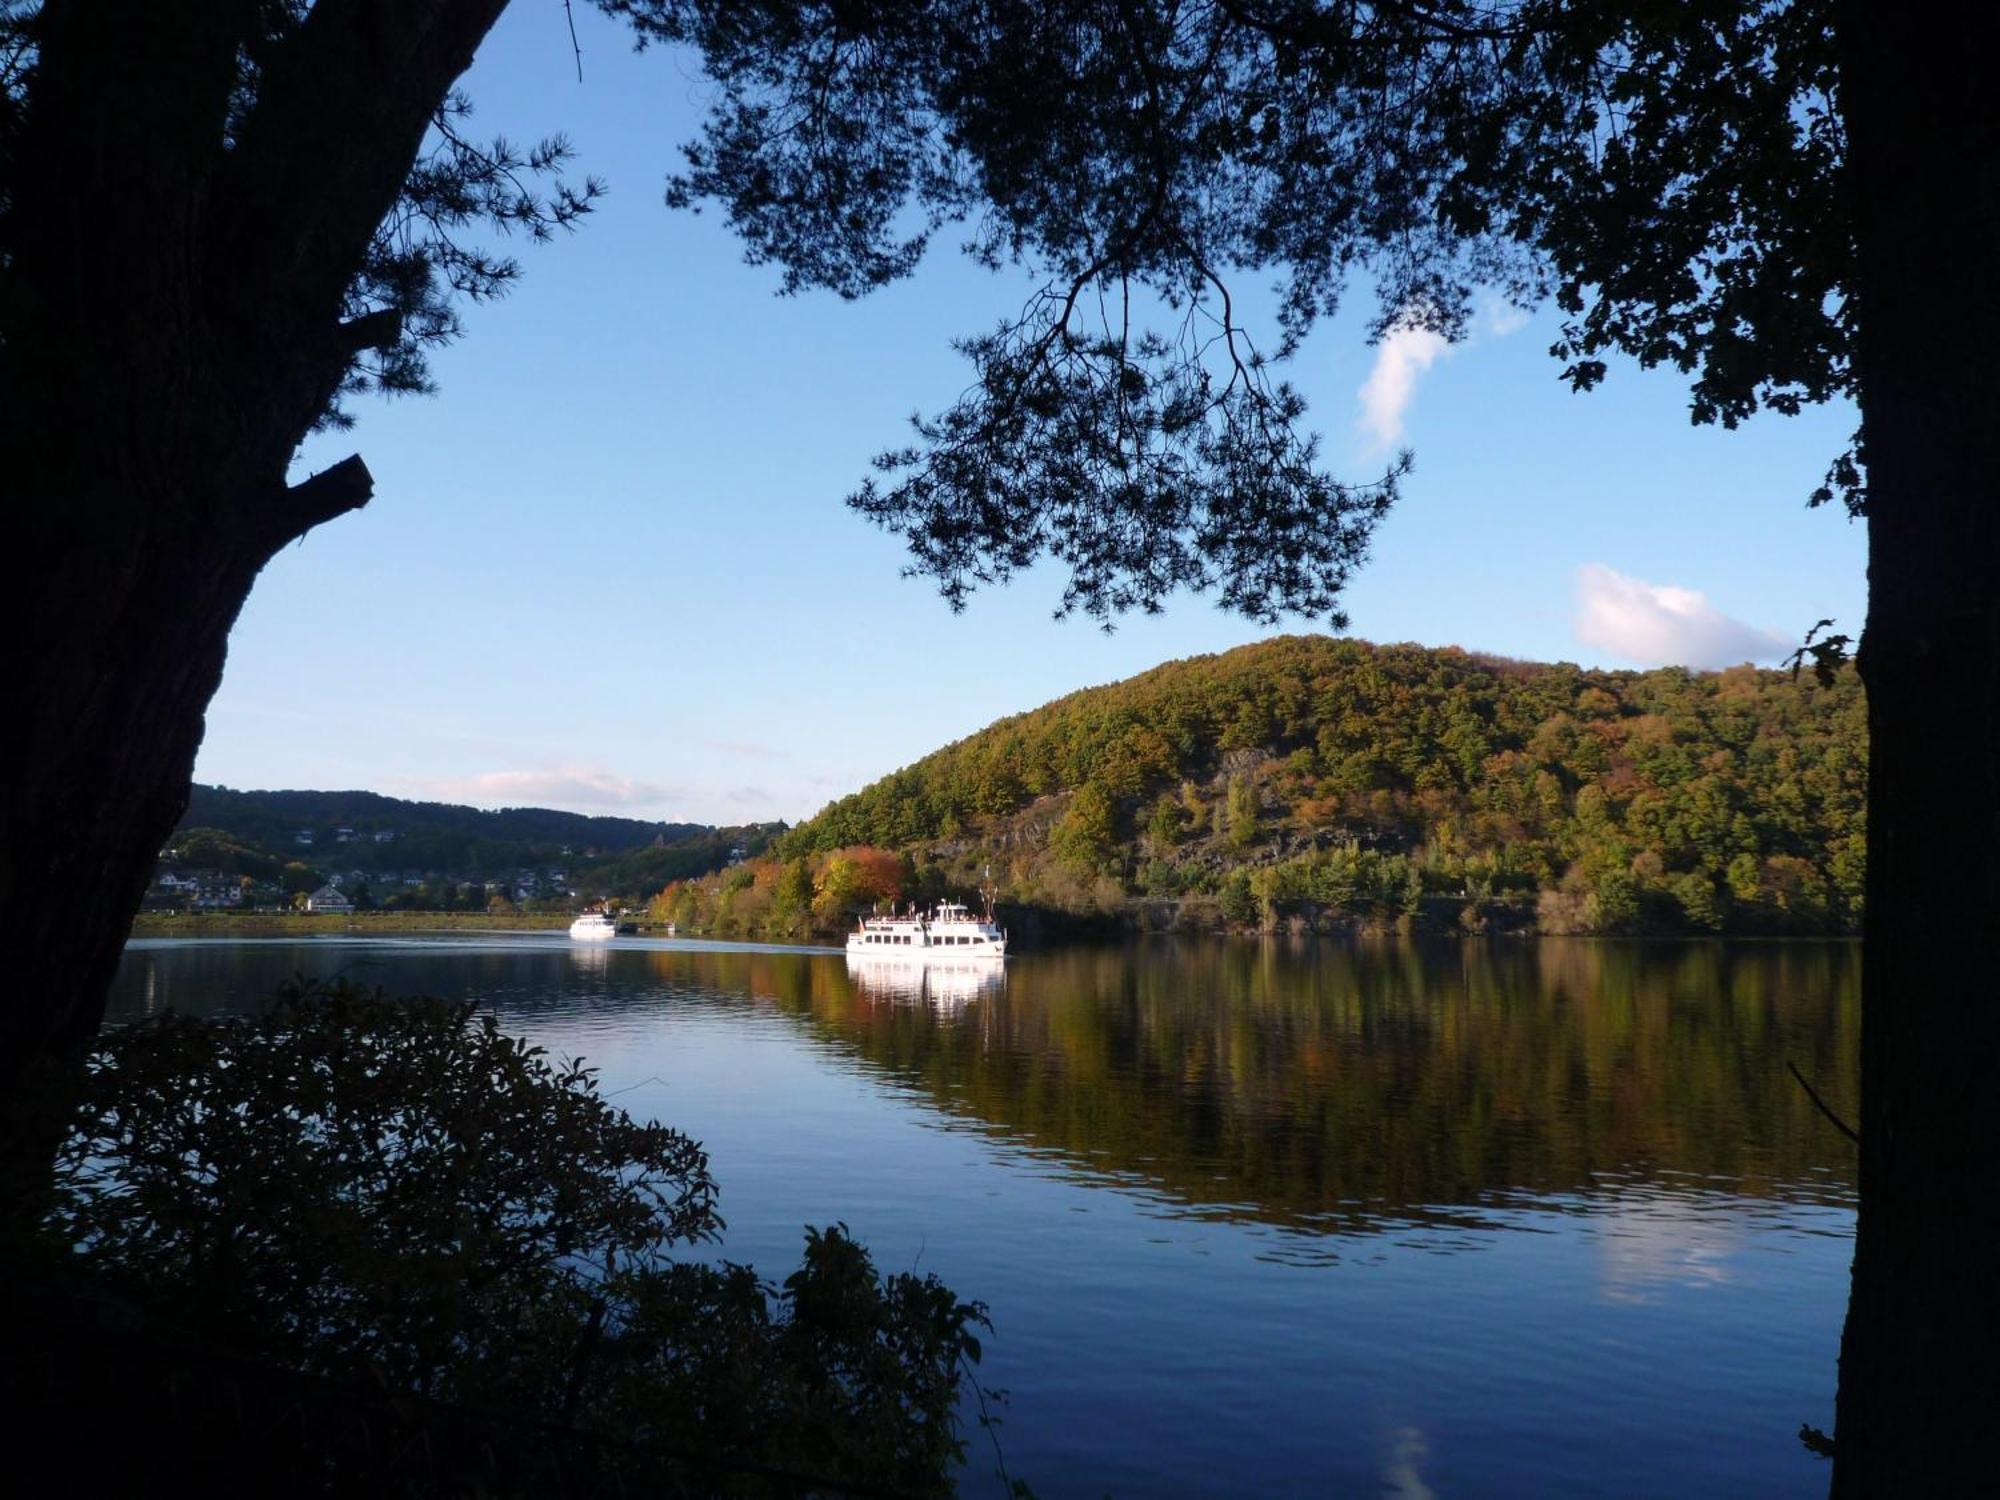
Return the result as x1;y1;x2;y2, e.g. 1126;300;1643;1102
1588;870;1640;934
1051;780;1117;872
1218;870;1257;926
1225;775;1260;851
772;856;813;928
1669;873;1728;935
811;854;866;923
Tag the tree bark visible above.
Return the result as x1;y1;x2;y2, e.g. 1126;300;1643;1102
0;0;508;1212
0;519;276;1208
1830;0;2000;1490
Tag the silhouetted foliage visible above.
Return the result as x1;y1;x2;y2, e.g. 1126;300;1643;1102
42;982;994;1495
624;0;1858;615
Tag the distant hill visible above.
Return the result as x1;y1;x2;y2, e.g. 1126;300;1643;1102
163;785;782;903
720;635;1866;937
183;785;701;859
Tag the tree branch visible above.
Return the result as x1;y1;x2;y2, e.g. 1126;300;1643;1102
214;0;510;350
1788;1060;1860;1146
334;309;405;356
272;454;376;542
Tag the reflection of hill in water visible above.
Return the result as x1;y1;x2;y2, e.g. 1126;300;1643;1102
642;940;1858;1236
112;937;1858;1239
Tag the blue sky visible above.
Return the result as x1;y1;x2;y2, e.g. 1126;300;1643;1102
195;4;1867;826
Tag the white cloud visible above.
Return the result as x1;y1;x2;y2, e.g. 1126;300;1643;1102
414;767;681;813
1574;564;1790;669
1476;295;1531;337
1357;322;1450;450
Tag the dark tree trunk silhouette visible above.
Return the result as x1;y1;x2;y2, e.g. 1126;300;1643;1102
0;0;508;1203
1831;1;2000;1490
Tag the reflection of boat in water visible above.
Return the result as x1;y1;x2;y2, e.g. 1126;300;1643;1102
845;952;1005;1010
569;910;616;940
847;899;1007;956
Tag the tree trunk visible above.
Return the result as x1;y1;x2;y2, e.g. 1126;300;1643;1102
1830;1;2000;1490
0;0;507;1215
0;516;269;1210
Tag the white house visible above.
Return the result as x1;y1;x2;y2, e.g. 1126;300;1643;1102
305;884;354;914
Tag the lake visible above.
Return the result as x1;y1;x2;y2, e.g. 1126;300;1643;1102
110;935;1858;1498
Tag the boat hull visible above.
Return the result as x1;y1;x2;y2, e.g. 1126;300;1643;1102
845;935;1005;955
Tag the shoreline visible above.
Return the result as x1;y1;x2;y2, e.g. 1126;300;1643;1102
128;909;1859;946
130;911;575;937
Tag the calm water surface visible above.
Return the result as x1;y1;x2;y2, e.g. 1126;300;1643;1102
110;936;1858;1498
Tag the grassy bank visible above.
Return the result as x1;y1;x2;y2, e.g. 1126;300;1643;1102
131;910;574;937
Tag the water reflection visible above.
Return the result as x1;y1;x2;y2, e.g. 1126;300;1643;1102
645;939;1860;1232
109;934;1853;1497
114;936;1858;1243
567;941;611;976
844;952;1005;1010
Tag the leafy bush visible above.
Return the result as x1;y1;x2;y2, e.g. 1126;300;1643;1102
44;982;994;1495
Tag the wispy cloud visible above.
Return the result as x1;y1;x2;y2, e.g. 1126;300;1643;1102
1476;295;1531;338
1354;296;1533;451
412;767;681;813
1574;563;1790;669
1357;322;1450;451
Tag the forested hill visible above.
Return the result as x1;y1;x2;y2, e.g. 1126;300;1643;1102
168;786;782;902
773;636;1866;935
183;784;697;856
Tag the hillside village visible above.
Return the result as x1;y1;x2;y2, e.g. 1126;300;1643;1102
144;790;776;914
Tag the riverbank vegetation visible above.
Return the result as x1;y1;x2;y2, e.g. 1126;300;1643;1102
660;638;1864;941
24;982;992;1497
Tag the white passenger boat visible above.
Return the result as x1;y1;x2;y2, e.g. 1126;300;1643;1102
846;899;1007;957
568;909;617;940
